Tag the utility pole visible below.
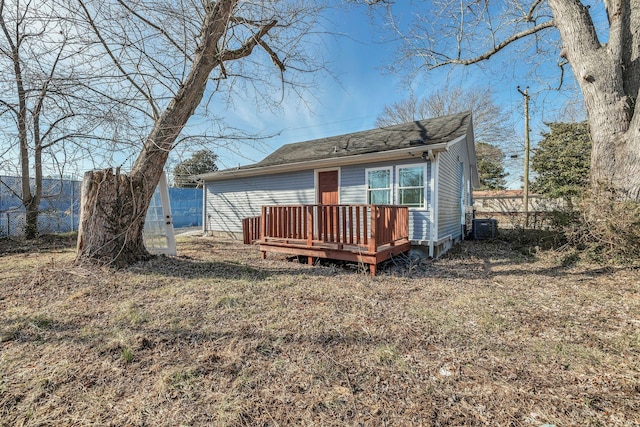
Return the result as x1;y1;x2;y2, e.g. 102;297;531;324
517;86;530;228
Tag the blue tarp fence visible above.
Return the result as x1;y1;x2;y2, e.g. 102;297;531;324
168;187;202;228
0;175;202;237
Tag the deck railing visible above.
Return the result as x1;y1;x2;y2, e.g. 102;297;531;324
242;215;262;244
256;204;409;252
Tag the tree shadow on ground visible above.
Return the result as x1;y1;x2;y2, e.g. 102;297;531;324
155;236;608;282
128;253;351;281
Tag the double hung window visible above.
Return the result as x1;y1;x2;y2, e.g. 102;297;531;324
366;164;426;209
366;167;391;204
397;166;425;208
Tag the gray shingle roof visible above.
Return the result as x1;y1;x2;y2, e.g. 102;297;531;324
238;111;472;170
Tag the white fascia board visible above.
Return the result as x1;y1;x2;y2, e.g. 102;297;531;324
197;143;449;182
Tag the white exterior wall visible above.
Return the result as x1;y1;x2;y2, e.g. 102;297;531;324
204;170;315;234
436;135;474;243
323;157;432;242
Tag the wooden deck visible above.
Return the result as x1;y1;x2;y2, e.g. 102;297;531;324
243;204;411;275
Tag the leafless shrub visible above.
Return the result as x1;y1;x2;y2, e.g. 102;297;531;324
568;193;640;266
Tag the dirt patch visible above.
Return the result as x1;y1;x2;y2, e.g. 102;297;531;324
1;236;639;426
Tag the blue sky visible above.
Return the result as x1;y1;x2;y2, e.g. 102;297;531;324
200;1;602;189
206;4;411;169
0;1;605;188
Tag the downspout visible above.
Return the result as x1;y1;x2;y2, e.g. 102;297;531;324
429;152;439;257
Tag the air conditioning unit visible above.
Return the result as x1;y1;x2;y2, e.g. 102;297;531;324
472;219;497;240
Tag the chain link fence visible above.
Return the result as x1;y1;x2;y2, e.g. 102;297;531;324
0;176;80;238
0;176;202;238
0;210;81;237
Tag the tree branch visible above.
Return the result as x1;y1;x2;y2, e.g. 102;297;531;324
526;0;544;22
33;35;67;143
0;97;17;116
0;0;17;54
40;114;78;148
606;0;625;65
115;0;191;61
256;38;285;72
226;16;288;72
77;0;159;120
427;19;556;69
218;19;279;63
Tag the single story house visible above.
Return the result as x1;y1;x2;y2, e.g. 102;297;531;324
197;111;479;258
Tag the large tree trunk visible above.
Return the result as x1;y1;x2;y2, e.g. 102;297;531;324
549;0;640;200
76;168;153;266
75;0;237;266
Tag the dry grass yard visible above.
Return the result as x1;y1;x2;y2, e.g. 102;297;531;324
1;233;639;426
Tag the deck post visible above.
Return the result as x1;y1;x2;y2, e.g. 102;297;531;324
356;206;362;245
261;206;267;241
348;206;354;244
389;207;396;246
362;207;368;245
370;263;377;276
341;206;347;247
307;205;313;246
369;205;378;253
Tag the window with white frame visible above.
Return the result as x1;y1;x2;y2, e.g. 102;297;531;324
366;167;392;204
397;165;426;208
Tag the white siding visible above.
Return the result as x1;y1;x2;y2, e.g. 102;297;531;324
340;158;432;242
436;135;473;241
205;170;315;234
205;158;434;240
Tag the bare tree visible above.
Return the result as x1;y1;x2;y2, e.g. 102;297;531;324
74;0;325;266
363;0;640;202
0;0;142;238
375;86;514;145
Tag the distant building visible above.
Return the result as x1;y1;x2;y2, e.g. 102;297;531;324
473;189;564;228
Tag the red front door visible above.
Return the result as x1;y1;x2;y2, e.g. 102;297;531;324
317;170;339;204
317;170;339;240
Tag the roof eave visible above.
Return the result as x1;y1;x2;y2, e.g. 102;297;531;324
197;143;450;181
